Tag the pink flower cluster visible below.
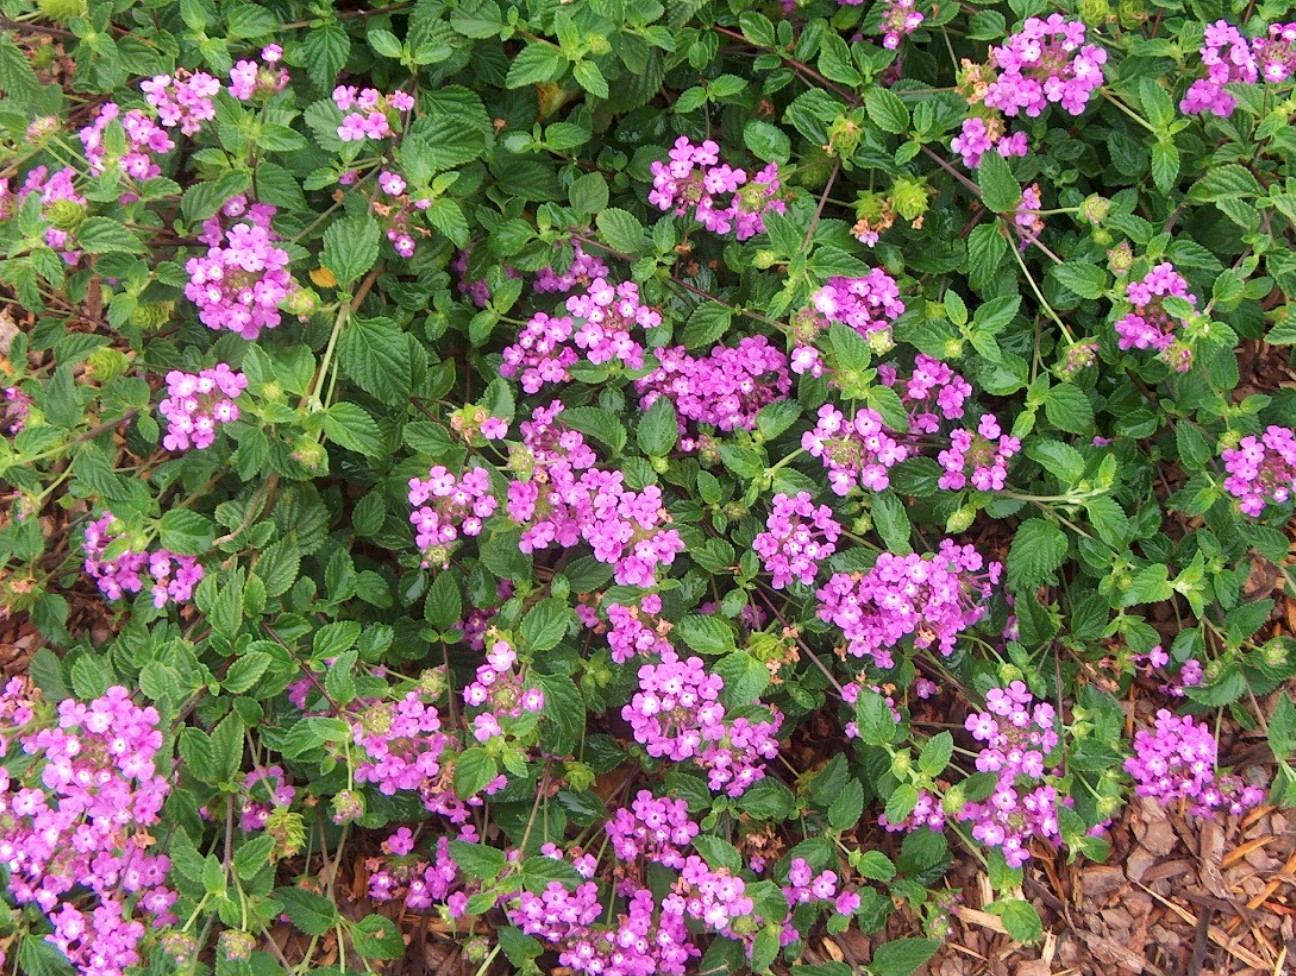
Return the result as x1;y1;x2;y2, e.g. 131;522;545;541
507;403;685;587
779;857;859;944
1014;183;1045;247
984;16;1107;117
368;824;480;916
0;681;176;976
622;650;782;796
636;336;791;447
812;271;906;339
79;103;174;181
2;385;30;434
374;169;432;257
350;690;451;799
158;364;247;451
938;413;1020;491
879;354;972;433
1113;261;1197;371
82;512;204;609
334;85;415;141
407;464;498;569
753;491;842;589
185;196;297;339
240;765;295;831
879;788;946;833
816;540;999;669
1179;21;1296;117
140;69;220;136
535;243;611;293
463;638;546;743
649;137;786;240
1125;709;1264;816
0;165;86;263
878;0;925;49
606;595;673;664
607;790;699;868
501;279;658;393
957;681;1064;867
1221;425;1296;516
229;45;289;101
949;117;1029;169
802;404;911;495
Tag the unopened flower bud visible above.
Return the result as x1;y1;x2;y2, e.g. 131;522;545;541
943;785;966;814
25;116;59;145
753;250;778;269
37;0;86;21
1080;0;1111;26
868;328;896;355
47;198;86;231
291;437;328;473
1081;194;1111;226
945;506;976;533
218;931;255;962
85;347;130;383
942;338;964;359
282;286;320;320
330;789;365;825
1107;241;1134;276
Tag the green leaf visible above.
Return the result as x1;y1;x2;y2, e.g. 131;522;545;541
210;712;245;784
872;492;911;555
506;43;567;88
225;4;279;38
302;23;350;91
715;651;770;708
680;303;734;348
322;215;380;286
1270;693;1296;760
77;218;145;254
1052;262;1108;300
740;779;795;820
827;779;864;830
159;509;214;555
534;673;584;755
918;731;953;776
569;172;609;214
869;938;941;976
855;850;896;881
338;315;412;402
1121;564;1173;606
977;152;1020;213
520;598;572;652
572;59;609;98
1043;384;1094;434
596;208;644;256
255;538;300;598
854;690;896;746
865;87;909;134
1006;519;1068;591
638;397;678;456
997;899;1044;944
743;119;791;162
350;915;405;960
323;403;383;457
674;615;735;655
276;887;339;937
966;223;1007;289
449;840;507;880
454;747;499;798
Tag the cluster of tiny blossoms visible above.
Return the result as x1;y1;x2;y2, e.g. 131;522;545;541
140;69;220;136
0;682;176;976
1181;21;1296;117
374;170;432;257
802;404;911;495
407;465;498;568
649;137;786;240
607;790;699;868
501;278;658;393
82;512;203;609
622;649;782;796
367;825;479;916
0;165;86;263
753;491;842;589
463;637;545;743
228;45;289;101
157;365;247;451
184;196;298;339
879;354;972;433
1112;262;1197;371
1221;425;1296;516
983;16;1107;117
333;85;415;141
938;413;1021;491
78;103;173;182
636;336;790;447
957;682;1064;868
1125;709;1264;816
816;540;999;669
604;594;674;664
506;403;685;587
778;857;859;945
878;0;926;49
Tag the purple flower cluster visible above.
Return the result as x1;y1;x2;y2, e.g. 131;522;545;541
350;690;452;800
82;512;204;609
0;681;176;976
239;764;295;832
802;404;911;495
879;354;972;433
816;540;999;669
877;0;925;49
607;790;699;868
649;137;787;241
407;464;498;568
812;271;906;339
2;385;30;434
949;117;1029;169
957;681;1063;868
535;243;611;293
1221;425;1296;516
333;85;415;141
1113;261;1197;371
140;69;220;136
1125;709;1264;816
752;491;842;589
1178;21;1296;117
185;196;298;339
984;16;1107;117
0;165;85;264
636;336;790;447
507;403;684;586
1013;183;1045;247
879;788;946;833
229;45;289;101
778;857;859;944
79;103;174;181
463;637;546;743
373;169;432;257
622;650;782;796
606;595;673;664
938;413;1020;491
157;364;247;451
368;825;479;915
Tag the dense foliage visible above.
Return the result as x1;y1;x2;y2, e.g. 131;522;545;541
1;0;1296;973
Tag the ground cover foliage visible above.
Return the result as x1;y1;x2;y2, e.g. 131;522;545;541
1;0;1296;973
